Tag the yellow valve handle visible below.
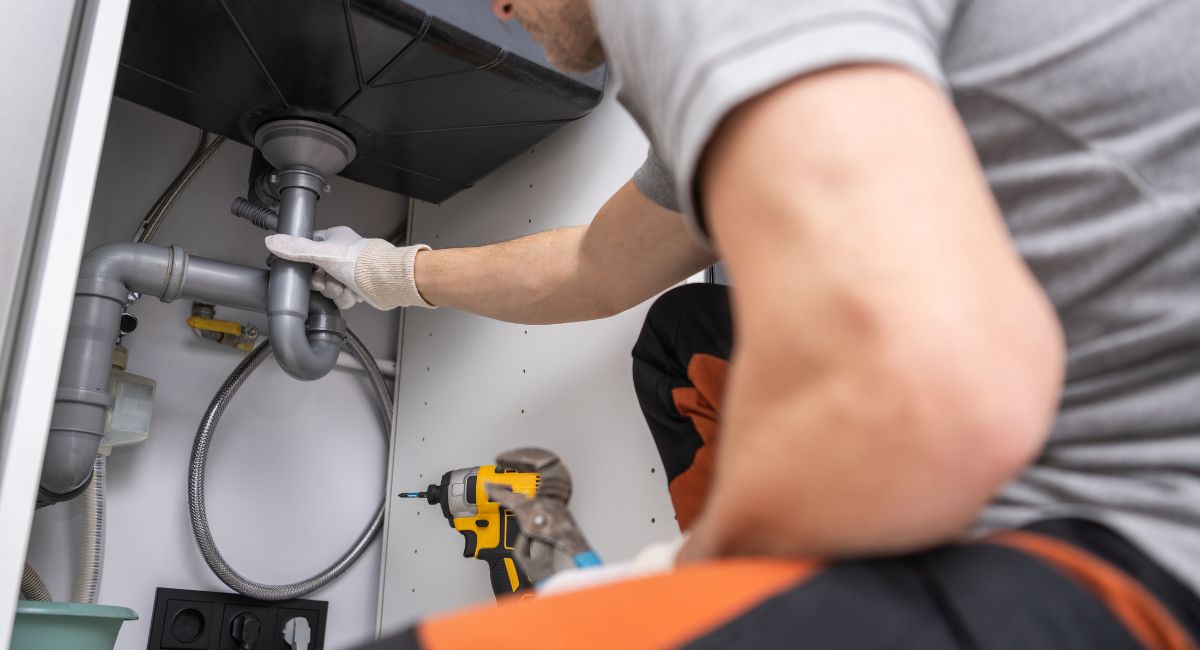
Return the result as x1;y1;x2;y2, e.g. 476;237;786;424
187;315;243;337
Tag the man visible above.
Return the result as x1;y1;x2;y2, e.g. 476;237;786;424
268;0;1200;647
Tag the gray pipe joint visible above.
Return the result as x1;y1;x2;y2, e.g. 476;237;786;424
40;242;346;506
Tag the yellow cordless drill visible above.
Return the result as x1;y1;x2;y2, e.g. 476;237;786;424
400;465;539;598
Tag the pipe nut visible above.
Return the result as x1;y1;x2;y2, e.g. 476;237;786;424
75;278;131;303
158;245;189;303
55;387;114;410
306;311;346;336
274;169;328;195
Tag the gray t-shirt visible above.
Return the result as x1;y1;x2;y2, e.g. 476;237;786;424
602;0;1200;594
633;148;681;214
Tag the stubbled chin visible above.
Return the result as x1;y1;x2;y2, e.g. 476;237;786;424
545;45;606;74
518;20;605;73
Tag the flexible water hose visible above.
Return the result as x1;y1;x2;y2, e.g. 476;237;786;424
21;563;52;601
133;131;226;244
188;328;391;600
73;453;106;604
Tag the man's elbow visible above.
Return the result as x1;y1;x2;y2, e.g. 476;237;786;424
695;300;1065;560
810;308;1065;555
910;298;1065;512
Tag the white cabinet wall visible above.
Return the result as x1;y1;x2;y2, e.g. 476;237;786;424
24;99;405;650
378;95;681;634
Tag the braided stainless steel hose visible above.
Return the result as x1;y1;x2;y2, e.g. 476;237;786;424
187;328;391;600
133;131;226;244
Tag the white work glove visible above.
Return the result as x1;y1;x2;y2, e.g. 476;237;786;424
309;268;363;311
264;226;434;311
537;536;686;597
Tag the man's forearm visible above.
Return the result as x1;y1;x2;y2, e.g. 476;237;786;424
412;180;716;325
413;226;616;324
263;179;710;319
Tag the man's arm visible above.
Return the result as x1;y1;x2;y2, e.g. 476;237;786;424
414;179;716;324
681;65;1065;561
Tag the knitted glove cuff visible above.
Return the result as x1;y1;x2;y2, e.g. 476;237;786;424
354;240;435;310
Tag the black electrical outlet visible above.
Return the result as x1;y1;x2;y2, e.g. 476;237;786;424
218;604;271;650
148;588;328;650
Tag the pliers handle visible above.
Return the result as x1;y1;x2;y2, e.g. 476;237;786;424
487;448;601;584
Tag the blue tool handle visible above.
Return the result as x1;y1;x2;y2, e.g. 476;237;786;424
573;551;602;568
533;551;603;591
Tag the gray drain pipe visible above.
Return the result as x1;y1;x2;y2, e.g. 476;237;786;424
254;120;357;382
41;243;346;506
266;178;342;381
42;118;359;506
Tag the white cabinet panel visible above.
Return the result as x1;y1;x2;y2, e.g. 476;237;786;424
378;96;681;633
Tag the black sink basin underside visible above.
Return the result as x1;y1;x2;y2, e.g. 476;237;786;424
115;0;607;202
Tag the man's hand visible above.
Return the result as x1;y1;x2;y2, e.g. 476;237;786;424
682;65;1065;562
266;226;432;311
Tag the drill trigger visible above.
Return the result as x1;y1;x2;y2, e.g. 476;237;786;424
458;529;478;558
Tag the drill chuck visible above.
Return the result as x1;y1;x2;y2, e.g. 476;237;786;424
398;484;442;506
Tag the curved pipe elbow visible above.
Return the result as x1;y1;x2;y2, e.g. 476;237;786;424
267;312;344;381
78;242;183;301
38;429;100;505
78;241;155;279
267;259;345;381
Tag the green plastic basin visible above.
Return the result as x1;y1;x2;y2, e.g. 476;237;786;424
13;600;137;650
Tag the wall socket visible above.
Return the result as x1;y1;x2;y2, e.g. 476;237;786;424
147;587;328;650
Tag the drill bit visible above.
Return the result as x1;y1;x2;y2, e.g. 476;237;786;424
400;483;442;505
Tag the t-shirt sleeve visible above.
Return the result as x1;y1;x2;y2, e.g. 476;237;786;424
633;148;681;213
593;0;959;233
